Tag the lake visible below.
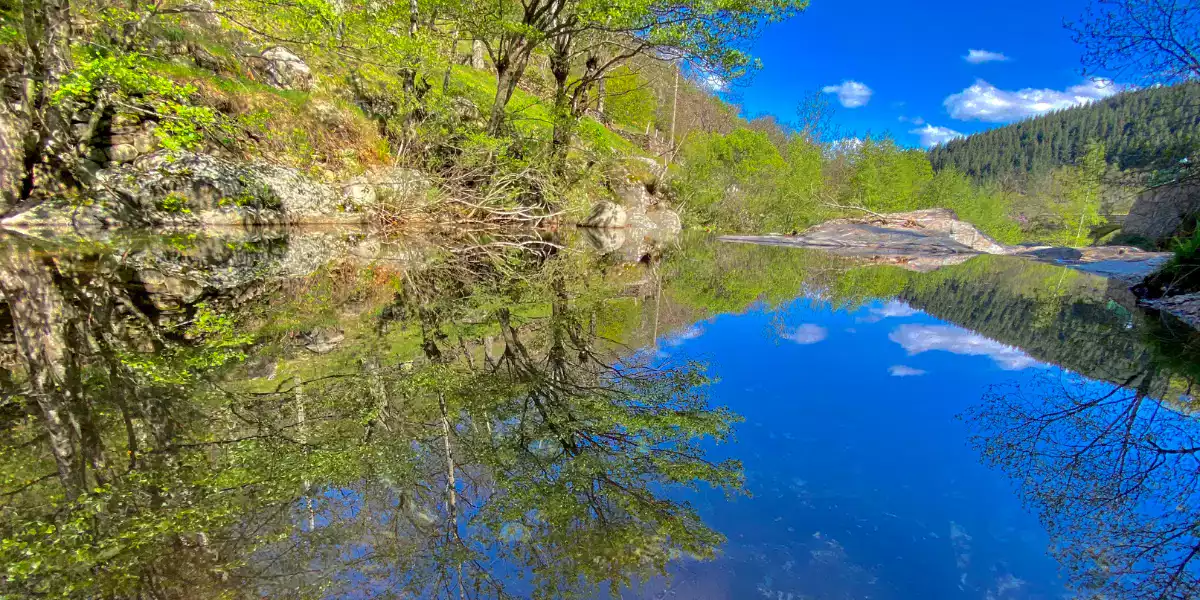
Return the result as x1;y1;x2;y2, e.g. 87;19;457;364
1;228;1198;599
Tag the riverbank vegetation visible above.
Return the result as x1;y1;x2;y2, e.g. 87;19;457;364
2;0;1183;248
0;0;812;225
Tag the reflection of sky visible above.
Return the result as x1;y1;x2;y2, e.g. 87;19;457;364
645;298;1064;599
859;299;922;323
780;324;828;344
889;324;1043;371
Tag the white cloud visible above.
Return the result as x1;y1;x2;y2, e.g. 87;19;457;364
899;115;926;125
859;300;921;323
944;78;1119;123
888;324;1041;370
663;324;704;347
827;137;864;157
700;73;728;93
911;123;966;148
889;365;927;377
822;80;873;108
782;324;828;345
964;49;1010;64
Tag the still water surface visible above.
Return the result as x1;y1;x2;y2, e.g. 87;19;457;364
1;230;1197;599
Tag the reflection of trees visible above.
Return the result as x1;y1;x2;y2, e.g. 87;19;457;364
0;235;741;599
966;371;1200;599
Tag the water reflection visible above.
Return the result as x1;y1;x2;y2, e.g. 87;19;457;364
2;230;1200;599
0;231;740;598
968;373;1200;599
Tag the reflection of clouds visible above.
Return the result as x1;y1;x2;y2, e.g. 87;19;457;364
889;365;927;377
782;324;828;345
859;300;921;323
889;324;1041;370
663;324;704;347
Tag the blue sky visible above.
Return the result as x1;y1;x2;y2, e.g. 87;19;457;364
727;0;1121;148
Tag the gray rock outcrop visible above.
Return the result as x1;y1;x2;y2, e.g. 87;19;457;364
721;208;1172;280
1123;181;1200;245
2;151;355;229
1142;292;1200;330
260;47;314;91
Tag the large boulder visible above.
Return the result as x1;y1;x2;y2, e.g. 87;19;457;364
260;47;314;91
1123;181;1200;245
3;152;355;229
721;209;1173;278
580;200;628;228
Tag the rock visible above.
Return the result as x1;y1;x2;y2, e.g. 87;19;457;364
139;269;204;311
93;151;344;225
1123;181;1200;245
580;226;627;253
580;200;627;228
721;209;1174;279
728;222;980;257
308;100;343;126
105;144;140;163
615;182;654;214
1141;292;1200;330
340;176;377;211
450;96;480;123
300;328;345;354
1015;245;1172;284
647;208;681;236
77;159;103;185
109;122;158;155
261;47;314;91
243;355;278;380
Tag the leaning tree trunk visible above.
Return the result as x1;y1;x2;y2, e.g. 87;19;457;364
18;0;79;204
0;243;92;497
487;47;532;134
0;102;27;214
549;40;572;175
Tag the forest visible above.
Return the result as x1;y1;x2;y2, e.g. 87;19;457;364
928;82;1200;181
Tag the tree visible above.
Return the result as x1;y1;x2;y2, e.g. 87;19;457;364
1068;0;1200;83
462;0;807;140
1050;140;1107;246
967;371;1200;599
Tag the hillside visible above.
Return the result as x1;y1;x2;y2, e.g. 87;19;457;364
928;82;1200;180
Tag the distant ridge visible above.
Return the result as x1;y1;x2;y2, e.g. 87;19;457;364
928;82;1200;179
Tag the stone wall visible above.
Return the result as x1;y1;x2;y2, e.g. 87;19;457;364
1123;181;1200;244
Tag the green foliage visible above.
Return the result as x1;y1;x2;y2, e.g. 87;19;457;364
603;66;655;129
1145;228;1200;296
671;130;1025;242
847;138;934;212
56;52;215;152
670;128;792;231
1033;141;1108;246
917;168;1024;244
156;191;191;214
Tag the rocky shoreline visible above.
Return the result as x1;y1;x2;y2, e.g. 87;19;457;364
720;208;1197;328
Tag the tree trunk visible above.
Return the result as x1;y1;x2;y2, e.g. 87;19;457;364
18;0;78;203
488;56;527;134
442;28;459;93
549;42;572;175
470;40;486;69
596;77;606;119
0;243;88;497
0;102;27;214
